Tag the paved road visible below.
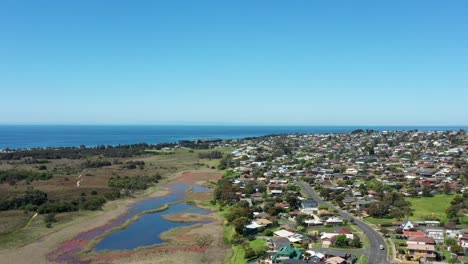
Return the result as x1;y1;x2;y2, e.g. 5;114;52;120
298;181;390;264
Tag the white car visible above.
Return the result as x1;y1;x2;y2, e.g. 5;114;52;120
380;245;385;250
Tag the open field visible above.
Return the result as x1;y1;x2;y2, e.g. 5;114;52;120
365;194;455;225
406;194;454;222
0;210;33;235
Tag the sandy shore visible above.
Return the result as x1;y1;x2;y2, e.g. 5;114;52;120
0;170;207;264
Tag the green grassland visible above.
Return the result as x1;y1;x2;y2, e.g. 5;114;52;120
405;194;454;222
0;210;33;235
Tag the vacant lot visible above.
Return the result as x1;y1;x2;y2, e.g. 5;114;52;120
406;194;454;222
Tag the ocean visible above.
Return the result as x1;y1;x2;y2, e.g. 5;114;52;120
0;125;466;150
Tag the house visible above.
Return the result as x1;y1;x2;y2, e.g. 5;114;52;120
301;199;318;209
460;233;468;248
318;209;333;217
274;229;310;244
335;228;352;235
407;236;436;245
326;256;347;264
271;190;283;195
245;218;273;230
305;250;325;262
426;229;445;244
325;217;344;226
401;219;415;230
300;199;318;214
272;245;302;262
304;219;323;226
407;244;436;261
404;230;426;238
269;237;291;251
282;260;318;264
256;218;273;226
320;233;354;246
424;221;440;227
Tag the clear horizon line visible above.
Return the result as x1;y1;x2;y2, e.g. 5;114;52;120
0;123;467;127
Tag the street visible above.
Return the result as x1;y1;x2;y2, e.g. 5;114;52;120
298;181;390;264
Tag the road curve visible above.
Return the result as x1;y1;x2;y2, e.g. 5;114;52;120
298;181;390;264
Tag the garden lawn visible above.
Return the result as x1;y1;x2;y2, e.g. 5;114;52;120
227;245;246;264
406;194;454;222
364;217;396;226
249;238;267;252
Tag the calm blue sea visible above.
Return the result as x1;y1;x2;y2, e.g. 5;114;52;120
0;125;466;150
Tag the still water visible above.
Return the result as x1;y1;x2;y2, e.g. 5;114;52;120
95;183;212;251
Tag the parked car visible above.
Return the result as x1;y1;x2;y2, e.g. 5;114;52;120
380;245;385;250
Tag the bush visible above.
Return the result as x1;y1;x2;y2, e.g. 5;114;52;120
104;189;121;200
44;213;57;227
82;158;111;168
80;196;106;211
0;170;52;184
244;247;256;259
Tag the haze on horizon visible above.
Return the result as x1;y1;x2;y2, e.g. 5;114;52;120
1;0;467;126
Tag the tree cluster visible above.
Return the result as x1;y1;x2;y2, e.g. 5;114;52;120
0;143;177;160
0;170;52;184
446;194;468;223
124;160;145;169
0;189;48;210
368;191;412;219
82;158;112;168
333;234;362;248
198;151;223;159
108;174;161;190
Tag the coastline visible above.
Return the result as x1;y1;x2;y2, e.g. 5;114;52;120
1;124;467;150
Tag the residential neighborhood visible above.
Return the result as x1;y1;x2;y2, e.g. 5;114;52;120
212;129;468;264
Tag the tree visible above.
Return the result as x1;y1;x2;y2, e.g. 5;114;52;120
244;247;256;259
286;195;299;209
351;236;361;248
447;256;460;264
244;183;255;196
334;234;349;248
320;189;332;200
422;186;433;197
44;213;57;228
380;228;390;236
368;202;389;218
450;244;463;255
444;183;452;195
232;216;249;234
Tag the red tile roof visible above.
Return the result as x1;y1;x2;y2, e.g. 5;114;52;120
404;231;425;237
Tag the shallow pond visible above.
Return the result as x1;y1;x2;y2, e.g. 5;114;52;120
191;185;211;193
95;183;212;251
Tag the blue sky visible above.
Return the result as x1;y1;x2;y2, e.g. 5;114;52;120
0;0;467;125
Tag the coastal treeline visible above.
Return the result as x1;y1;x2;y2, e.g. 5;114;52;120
0;143;177;160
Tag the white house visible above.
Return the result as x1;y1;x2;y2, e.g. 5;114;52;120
325;217;344;225
401;220;415;230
